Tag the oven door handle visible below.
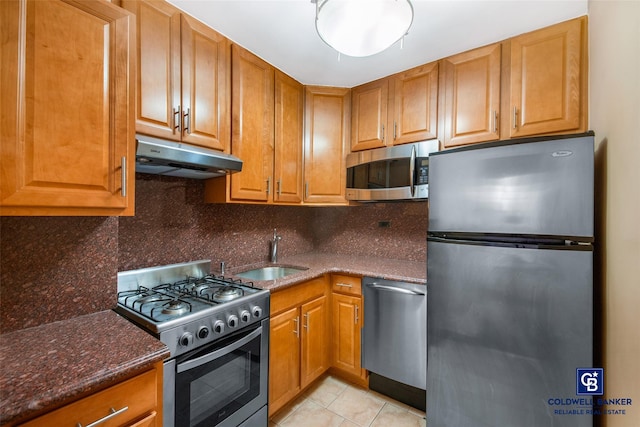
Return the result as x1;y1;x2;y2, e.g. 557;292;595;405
177;326;262;373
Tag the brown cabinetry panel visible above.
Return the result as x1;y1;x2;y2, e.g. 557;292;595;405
269;277;329;416
301;295;329;388
304;86;350;204
274;71;304;203
268;306;301;416
351;79;389;151
331;293;363;379
440;43;502;148
390;62;439;145
1;0;135;216
330;274;366;385
509;16;587;137
123;0;229;151
229;45;274;202
179;14;229;150
18;364;162;427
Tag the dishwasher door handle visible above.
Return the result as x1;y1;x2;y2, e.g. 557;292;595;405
367;283;425;296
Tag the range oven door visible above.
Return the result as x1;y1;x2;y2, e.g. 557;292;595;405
170;319;269;427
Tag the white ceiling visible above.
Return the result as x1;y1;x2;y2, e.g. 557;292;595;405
167;0;588;88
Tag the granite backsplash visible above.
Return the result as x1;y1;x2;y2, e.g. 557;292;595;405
0;174;427;333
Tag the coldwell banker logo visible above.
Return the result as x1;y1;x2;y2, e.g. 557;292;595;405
577;368;604;395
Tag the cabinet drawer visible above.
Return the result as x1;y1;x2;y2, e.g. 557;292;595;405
19;368;159;427
271;276;327;315
331;274;362;296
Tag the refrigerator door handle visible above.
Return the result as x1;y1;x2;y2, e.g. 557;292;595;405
367;283;425;296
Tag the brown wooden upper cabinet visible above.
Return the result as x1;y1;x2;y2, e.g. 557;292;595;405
1;0;135;216
440;16;587;149
351;61;439;152
228;45;275;202
391;63;439;145
439;43;502;148
304;87;351;204
205;46;305;205
274;71;305;204
206;60;348;206
351;79;389;151
509;16;587;138
123;0;230;152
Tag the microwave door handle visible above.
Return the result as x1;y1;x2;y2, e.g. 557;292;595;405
409;145;416;197
177;326;262;373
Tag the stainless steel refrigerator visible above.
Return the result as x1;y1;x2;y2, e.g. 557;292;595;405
426;133;595;427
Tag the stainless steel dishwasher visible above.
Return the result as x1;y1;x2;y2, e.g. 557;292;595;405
362;276;427;410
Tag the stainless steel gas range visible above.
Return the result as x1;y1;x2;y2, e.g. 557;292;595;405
115;260;270;427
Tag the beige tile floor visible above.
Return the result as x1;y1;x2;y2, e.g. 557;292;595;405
269;375;426;427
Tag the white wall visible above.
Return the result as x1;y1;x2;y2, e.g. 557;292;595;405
588;1;640;426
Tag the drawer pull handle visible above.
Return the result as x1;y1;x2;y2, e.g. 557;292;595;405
335;283;353;288
77;406;128;427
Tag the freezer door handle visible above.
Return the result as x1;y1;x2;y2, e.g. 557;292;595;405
367;283;425;296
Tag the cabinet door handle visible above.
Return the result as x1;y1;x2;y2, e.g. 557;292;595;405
77;406;128;427
183;107;191;134
277;179;282;196
493;110;498;133
303;313;309;331
393;121;397;140
381;124;385;142
120;156;127;198
335;283;353;288
305;182;309;199
355;304;359;324
293;316;299;337
173;106;181;134
512;106;518;129
266;177;271;195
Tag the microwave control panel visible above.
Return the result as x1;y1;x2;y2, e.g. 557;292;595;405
416;158;429;185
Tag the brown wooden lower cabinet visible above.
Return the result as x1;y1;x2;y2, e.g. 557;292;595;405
331;293;365;382
330;274;367;386
17;362;163;427
269;306;301;413
269;274;368;417
268;277;329;416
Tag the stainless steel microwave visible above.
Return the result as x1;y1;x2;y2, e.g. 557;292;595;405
345;139;439;202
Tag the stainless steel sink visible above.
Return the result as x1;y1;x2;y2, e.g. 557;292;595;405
235;266;307;281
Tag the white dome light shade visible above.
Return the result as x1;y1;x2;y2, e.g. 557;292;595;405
315;0;414;57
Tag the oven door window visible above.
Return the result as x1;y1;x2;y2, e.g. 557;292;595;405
175;326;262;427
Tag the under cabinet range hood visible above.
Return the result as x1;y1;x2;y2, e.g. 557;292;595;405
135;135;242;179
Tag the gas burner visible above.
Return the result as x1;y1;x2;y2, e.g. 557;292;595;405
185;282;210;293
135;294;163;305
213;286;244;302
161;300;190;316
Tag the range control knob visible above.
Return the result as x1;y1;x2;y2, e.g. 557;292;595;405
240;310;251;323
213;320;225;334
179;332;193;347
252;306;263;318
197;326;209;339
227;315;239;328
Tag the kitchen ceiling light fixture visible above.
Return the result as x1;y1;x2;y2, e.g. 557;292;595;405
314;0;414;58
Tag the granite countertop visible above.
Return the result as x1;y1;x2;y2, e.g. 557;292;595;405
0;310;169;426
228;252;427;291
0;253;422;425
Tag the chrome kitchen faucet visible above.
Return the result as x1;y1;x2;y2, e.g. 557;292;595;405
270;228;282;263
